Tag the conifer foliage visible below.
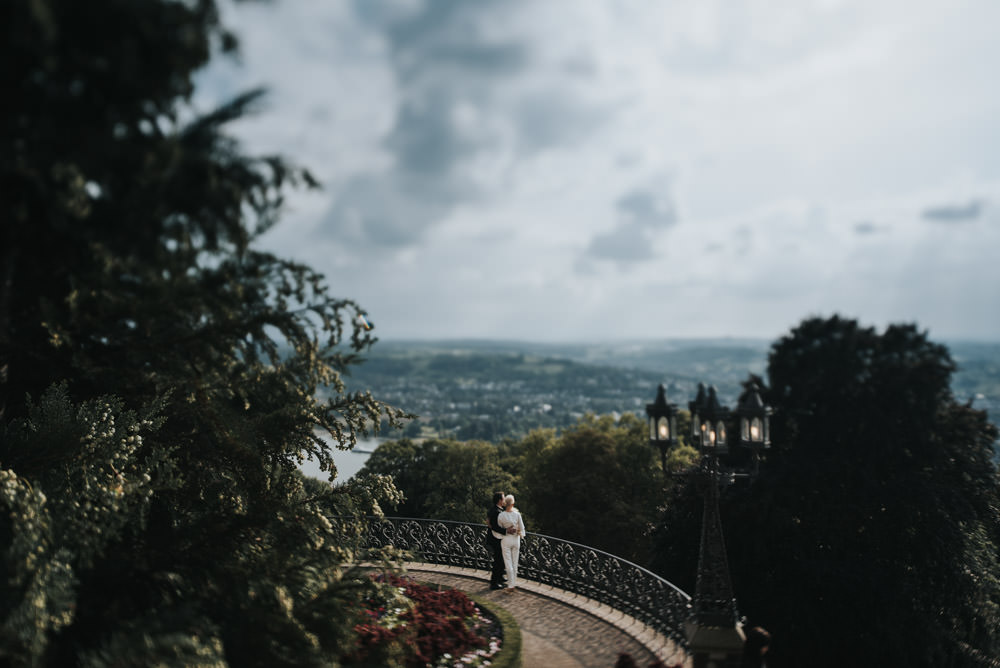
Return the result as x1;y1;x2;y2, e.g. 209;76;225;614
655;316;1000;667
2;0;407;664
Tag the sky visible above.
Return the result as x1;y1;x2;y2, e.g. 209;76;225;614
196;0;1000;343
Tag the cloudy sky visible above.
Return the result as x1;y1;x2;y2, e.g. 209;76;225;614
197;0;1000;343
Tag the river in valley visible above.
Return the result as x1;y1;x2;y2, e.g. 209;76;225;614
299;438;381;483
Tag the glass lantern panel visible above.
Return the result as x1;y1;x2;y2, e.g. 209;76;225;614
649;417;656;440
657;417;670;439
750;417;762;442
716;422;726;444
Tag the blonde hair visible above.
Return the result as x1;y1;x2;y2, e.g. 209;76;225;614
504;494;515;509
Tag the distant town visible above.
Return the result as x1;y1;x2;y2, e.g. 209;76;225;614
342;338;999;448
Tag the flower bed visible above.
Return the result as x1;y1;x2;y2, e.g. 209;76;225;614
346;573;508;667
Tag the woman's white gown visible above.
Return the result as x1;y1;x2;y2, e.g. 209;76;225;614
497;509;526;588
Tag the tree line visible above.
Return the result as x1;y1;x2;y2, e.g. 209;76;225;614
2;1;410;665
362;316;1000;668
359;413;698;564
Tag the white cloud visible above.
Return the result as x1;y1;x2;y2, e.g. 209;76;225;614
197;0;1000;342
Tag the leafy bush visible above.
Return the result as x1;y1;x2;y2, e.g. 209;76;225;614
2;0;411;663
344;574;503;667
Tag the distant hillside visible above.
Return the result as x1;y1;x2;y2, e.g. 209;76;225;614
342;338;999;445
948;341;1000;413
344;339;765;442
358;338;770;389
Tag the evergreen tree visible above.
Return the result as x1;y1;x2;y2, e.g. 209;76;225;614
2;0;408;664
359;438;515;523
519;413;672;563
654;316;1000;667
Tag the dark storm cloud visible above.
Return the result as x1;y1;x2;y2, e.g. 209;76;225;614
384;94;473;174
325;176;455;248
583;188;678;263
585;223;659;262
514;92;605;153
356;0;524;81
922;199;984;223
316;0;531;251
616;190;678;229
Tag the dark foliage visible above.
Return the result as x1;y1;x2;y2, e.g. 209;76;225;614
518;414;676;563
1;0;408;664
344;574;494;667
655;315;1000;667
359;438;515;523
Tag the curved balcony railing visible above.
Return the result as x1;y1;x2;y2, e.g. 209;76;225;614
352;516;693;649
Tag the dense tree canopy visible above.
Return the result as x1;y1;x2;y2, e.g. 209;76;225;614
359;438;515;523
1;0;408;664
360;413;697;563
655;316;1000;668
517;413;668;563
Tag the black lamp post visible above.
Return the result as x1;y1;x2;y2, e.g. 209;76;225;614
689;383;730;454
736;380;771;477
646;383;677;475
649;379;772;668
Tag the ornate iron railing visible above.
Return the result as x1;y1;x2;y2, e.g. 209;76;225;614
354;516;693;648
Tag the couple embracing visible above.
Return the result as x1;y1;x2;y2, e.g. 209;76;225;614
486;492;526;591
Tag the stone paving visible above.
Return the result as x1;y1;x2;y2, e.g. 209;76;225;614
405;563;692;668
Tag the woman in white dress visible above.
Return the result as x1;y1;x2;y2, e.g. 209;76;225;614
497;494;526;591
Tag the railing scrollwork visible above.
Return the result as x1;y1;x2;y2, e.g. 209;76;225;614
348;516;693;649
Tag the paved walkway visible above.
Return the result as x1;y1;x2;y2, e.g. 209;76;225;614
405;563;691;668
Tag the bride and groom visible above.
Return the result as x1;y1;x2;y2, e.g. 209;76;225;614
487;491;526;591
